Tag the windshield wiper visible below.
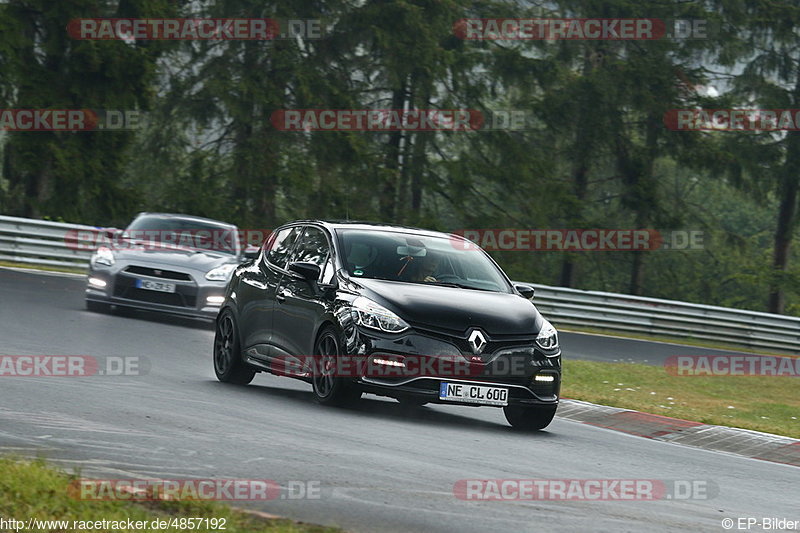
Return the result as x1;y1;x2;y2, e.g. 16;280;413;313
426;281;492;291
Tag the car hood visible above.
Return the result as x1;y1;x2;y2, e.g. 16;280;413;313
354;278;543;336
111;245;236;272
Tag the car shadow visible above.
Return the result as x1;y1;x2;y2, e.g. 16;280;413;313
97;307;215;330
206;379;560;437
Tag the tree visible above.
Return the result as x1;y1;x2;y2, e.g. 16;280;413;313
0;0;174;224
712;0;800;313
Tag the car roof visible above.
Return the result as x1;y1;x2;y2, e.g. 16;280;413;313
134;212;237;229
285;220;461;240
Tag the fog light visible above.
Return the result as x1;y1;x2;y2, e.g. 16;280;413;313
206;295;225;305
372;357;405;367
88;277;107;288
534;374;555;382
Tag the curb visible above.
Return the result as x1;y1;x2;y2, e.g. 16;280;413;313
0;265;86;279
557;399;800;467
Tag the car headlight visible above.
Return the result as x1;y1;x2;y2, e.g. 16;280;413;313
205;263;237;281
536;319;559;354
91;246;115;267
350;296;410;333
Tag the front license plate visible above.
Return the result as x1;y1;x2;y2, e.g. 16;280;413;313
439;382;508;406
135;279;176;293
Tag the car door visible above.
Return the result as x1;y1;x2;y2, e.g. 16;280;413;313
238;225;302;361
271;226;335;359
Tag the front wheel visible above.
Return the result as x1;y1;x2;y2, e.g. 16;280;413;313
311;327;361;406
503;404;557;431
213;310;255;385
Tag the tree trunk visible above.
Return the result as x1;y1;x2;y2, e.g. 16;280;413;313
559;49;598;287
380;79;408;219
768;172;799;313
558;164;588;287
767;70;800;314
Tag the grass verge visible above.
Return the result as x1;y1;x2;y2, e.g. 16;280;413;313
562;360;800;438
0;260;86;275
0;457;341;533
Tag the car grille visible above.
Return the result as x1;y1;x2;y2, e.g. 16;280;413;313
113;273;197;308
363;349;559;391
124;265;193;281
411;326;540;363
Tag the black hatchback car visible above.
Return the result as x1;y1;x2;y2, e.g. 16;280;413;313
213;221;561;430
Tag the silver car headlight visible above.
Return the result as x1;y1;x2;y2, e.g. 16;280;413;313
536;319;559;354
205;263;237;281
91;246;115;267
350;296;410;333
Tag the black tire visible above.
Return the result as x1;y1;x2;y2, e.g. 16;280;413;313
86;300;110;313
311;326;361;406
213;310;255;385
503;404;557;431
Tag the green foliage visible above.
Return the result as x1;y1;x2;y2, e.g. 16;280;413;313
2;0;800;314
0;0;176;224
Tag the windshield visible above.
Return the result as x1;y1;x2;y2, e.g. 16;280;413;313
124;215;239;255
337;229;511;292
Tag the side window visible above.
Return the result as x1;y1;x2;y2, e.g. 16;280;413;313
320;258;335;285
290;227;331;281
260;231;277;256
266;226;302;269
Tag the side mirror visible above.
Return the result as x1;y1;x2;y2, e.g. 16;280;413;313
514;284;535;299
243;245;260;259
289;261;321;281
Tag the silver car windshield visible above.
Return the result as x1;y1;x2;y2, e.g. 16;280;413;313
124;216;239;255
338;229;511;292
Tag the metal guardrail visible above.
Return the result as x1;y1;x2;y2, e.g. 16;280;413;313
2;214;799;352
525;284;800;353
0;215;99;268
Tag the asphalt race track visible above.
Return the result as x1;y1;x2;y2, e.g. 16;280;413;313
1;268;797;532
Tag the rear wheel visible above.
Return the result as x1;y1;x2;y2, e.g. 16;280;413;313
503;404;557;431
85;300;110;313
213;310;255;385
311;327;361;406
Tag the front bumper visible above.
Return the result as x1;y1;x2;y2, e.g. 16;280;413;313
346;326;561;407
86;266;226;319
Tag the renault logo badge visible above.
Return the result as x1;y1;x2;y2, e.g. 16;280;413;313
467;329;487;355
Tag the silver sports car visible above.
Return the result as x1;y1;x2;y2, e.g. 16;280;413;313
85;212;258;319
